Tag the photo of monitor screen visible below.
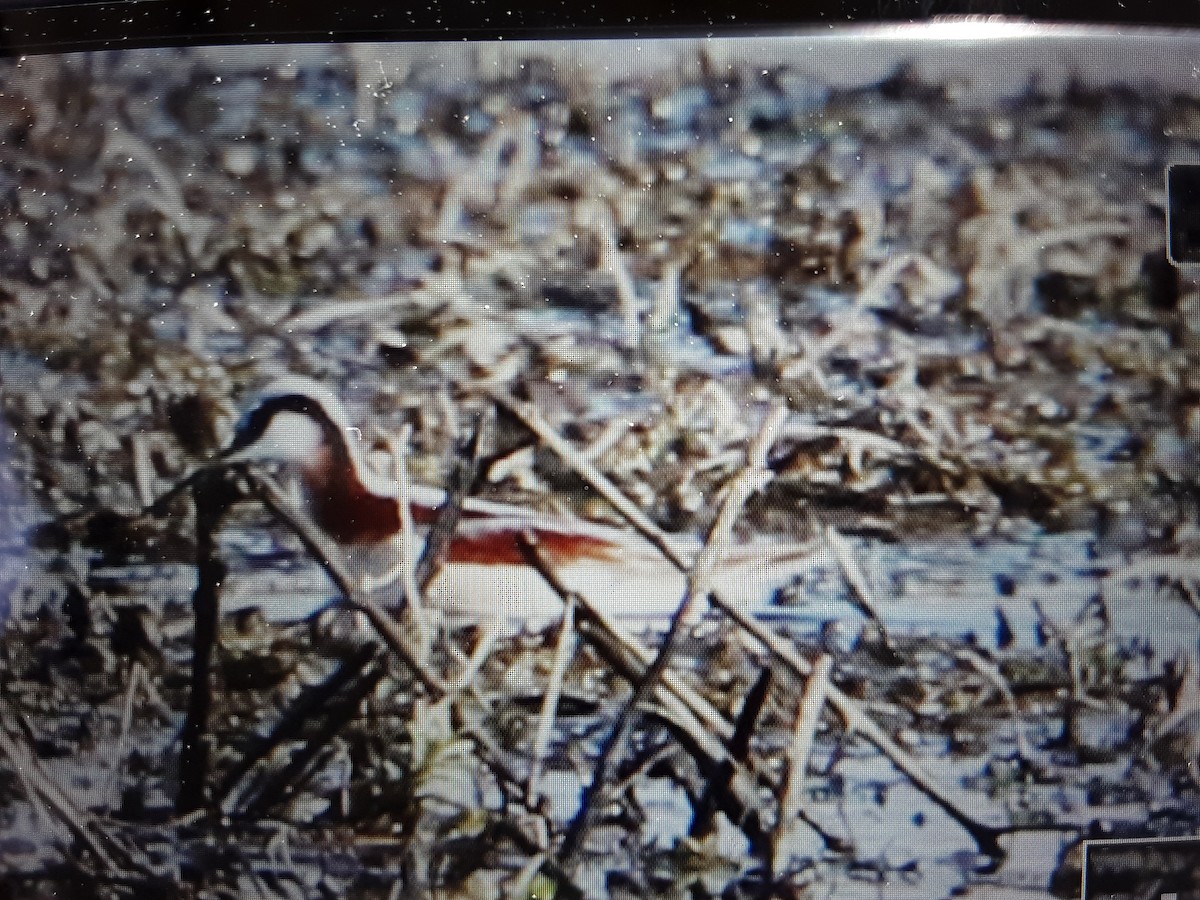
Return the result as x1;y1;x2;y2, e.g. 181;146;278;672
0;27;1199;898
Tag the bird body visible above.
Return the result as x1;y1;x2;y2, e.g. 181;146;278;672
222;378;820;623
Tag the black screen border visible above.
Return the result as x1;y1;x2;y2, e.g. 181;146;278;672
0;0;1197;58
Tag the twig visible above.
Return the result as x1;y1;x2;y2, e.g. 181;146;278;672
488;820;585;900
516;535;775;857
507;850;551;900
490;388;1006;858
448;623;502;693
0;702;134;875
956;644;1033;761
1032;600;1105;709
584;200;642;345
606;741;682;815
106;661;145;810
388;423;429;652
103;125;209;258
145;465;208;516
773;653;833;876
646;704;773;852
214;641;382;813
825;525;889;631
713;594;1005;857
209;420;492;816
238;663;388;820
690;666;772;839
413;409;495;698
528;597;578;804
556;404;787;872
244;470;568;863
177;467;242;813
129;433;157;509
516;530;734;741
243;471;444;696
283;285;440;332
414;408;489;593
488;389;686;569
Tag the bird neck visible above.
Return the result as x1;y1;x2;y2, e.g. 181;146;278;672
300;445;403;545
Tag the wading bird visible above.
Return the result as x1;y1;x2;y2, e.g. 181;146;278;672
221;378;820;622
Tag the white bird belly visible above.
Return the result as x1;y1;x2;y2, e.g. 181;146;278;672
424;558;692;623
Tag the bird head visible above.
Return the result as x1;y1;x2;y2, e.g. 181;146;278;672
221;377;353;468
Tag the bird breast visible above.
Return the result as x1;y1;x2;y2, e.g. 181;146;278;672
301;456;403;546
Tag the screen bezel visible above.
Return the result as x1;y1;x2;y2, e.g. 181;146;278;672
0;0;1197;58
